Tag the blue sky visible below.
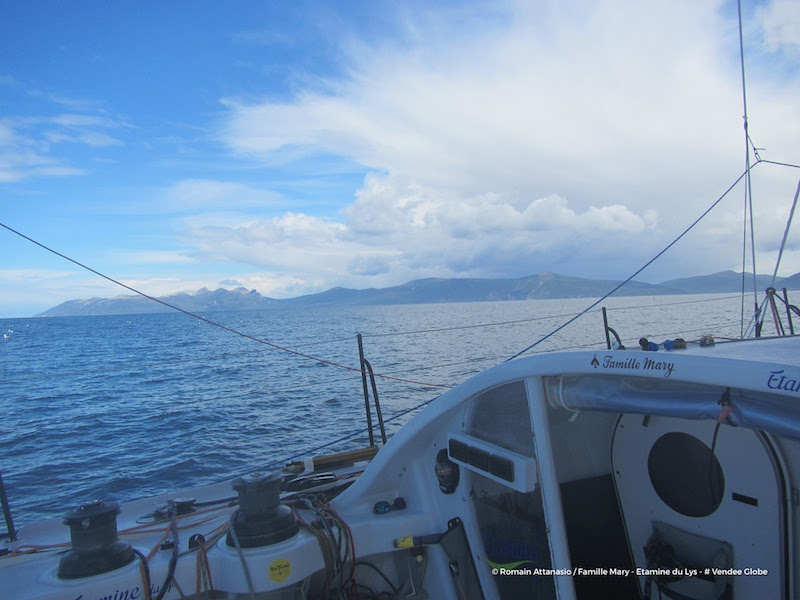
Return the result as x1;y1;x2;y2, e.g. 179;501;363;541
1;0;799;317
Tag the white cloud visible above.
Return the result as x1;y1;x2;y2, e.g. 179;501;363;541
102;179;286;220
176;173;665;292
757;0;800;54
0;110;126;181
213;0;800;291
0;268;116;317
0;268;78;282
114;250;194;265
163;179;282;212
221;0;749;200
9;1;797;316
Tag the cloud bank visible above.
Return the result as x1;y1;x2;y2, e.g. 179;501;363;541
200;0;799;293
2;0;799;315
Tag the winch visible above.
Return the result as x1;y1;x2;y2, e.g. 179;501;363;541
226;471;298;548
57;500;135;579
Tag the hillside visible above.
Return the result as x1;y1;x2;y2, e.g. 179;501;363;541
34;270;800;317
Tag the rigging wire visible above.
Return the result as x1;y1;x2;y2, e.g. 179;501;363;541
771;179;800;287
2;197;780;472
2;214;762;507
9;293;742;386
505;168;752;361
743;294;771;339
258;318;744;471
0;221;450;390
11;330;733;446
357;294;742;339
759;159;800;170
737;0;760;330
5;1;800;539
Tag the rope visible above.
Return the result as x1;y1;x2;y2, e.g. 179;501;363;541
133;548;153;600
743;295;770;339
227;512;257;600
153;509;179;600
4;293;747;488
295;512;336;591
359;312;574;338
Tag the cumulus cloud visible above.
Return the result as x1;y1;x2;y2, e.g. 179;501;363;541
206;0;800;291
178;172;663;291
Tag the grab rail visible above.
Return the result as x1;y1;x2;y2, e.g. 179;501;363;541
357;334;387;446
601;307;625;350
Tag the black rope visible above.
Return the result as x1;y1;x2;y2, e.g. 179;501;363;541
153;508;179;600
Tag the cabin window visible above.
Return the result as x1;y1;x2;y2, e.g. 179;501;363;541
464;382;554;598
465;381;534;457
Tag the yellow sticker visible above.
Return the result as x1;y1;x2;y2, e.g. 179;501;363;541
269;558;291;583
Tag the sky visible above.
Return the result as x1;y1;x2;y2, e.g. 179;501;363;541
1;0;799;317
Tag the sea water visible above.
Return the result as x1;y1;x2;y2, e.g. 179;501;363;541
0;294;748;527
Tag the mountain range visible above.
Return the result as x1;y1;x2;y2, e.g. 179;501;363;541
34;270;800;317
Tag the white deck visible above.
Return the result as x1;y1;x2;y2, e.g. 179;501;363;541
2;335;799;599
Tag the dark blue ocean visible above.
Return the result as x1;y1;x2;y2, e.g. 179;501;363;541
0;294;745;528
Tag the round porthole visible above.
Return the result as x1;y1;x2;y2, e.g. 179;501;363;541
647;432;724;517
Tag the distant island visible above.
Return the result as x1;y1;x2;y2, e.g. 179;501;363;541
35;270;800;317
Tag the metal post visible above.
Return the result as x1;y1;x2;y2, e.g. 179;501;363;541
601;307;624;349
602;307;612;350
766;288;785;336
783;288;795;336
362;358;387;444
357;334;375;447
